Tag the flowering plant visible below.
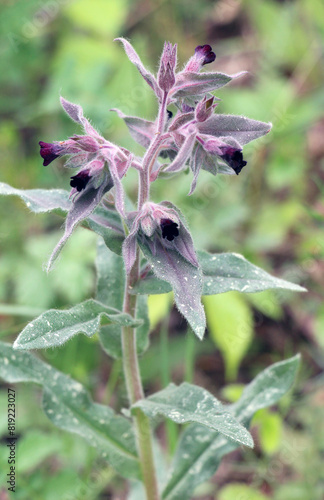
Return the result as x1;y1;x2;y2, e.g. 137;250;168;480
0;39;304;499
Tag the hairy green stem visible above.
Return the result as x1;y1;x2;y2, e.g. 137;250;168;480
121;262;160;499
120;91;169;499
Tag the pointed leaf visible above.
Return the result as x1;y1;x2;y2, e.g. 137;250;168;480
96;240;149;359
60;96;100;137
139;238;206;339
198;115;272;145
0;182;70;213
171;71;241;98
199;251;306;294
231;354;301;423
115;38;161;99
47;181;112;271
13;299;141;350
132;382;253;448
162;355;300;500
0;342;140;479
60;96;84;124
0;182;125;255
132;251;306;295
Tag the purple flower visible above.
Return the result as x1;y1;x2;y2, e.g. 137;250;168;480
39;141;63;166
70;169;91;192
41;97;134;270
122;202;198;274
195;45;216;65
184;44;216;72
220;147;247;175
160;218;179;241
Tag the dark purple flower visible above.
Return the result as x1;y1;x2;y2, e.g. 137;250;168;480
160;218;179;241
70;170;91;192
184;44;216;72
122;202;198;274
39;141;63;166
220;147;247;175
195;45;216;66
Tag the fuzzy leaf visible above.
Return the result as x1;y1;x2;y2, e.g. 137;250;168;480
0;342;140;479
162;355;300;500
96;240;149;359
132;383;253;447
171;72;240;98
199;251;306;294
60;96;100;137
198;115;272;145
47;180;115;271
112;109;155;149
0;182;70;213
60;96;84;124
0;182;124;255
115;38;161;99
164;133;196;173
86;204;124;255
132;251;306;295
13;299;141;350
139;238;206;339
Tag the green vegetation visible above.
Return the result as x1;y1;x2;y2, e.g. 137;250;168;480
0;0;323;498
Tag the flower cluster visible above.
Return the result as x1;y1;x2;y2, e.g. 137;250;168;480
114;38;271;194
39;37;271;322
123;201;198;274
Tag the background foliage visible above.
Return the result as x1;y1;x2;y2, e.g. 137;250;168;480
0;0;323;498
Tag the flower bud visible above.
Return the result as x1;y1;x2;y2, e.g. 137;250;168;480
195;96;217;122
158;42;177;92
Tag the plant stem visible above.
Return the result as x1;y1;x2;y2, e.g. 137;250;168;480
120;91;169;499
121;264;160;499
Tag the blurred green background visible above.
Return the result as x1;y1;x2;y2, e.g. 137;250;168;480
0;0;324;498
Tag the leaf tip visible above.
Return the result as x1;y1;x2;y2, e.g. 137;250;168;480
12;338;21;350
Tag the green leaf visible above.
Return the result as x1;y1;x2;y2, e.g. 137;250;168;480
231;354;300;422
162;355;300;500
132;251;306;295
218;484;268;500
203;292;253;380
0;182;71;213
17;430;64;473
147;293;173;330
0;342;140;479
199;251;306;294
138;238;206;339
132;382;253;448
252;409;282;455
246;290;283;320
96;239;149;359
172;72;236;98
0;182;124;255
13;299;141;350
86;204;124;255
